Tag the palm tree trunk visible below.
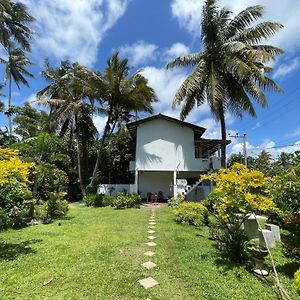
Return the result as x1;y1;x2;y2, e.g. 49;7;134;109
75;115;86;197
218;102;227;168
89;107;113;187
8;72;12;137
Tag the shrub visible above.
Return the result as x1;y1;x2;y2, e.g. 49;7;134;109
102;195;114;207
46;192;68;218
35;164;69;199
0;208;10;230
168;194;185;208
282;213;300;260
209;219;248;262
174;202;209;226
0;178;32;212
295;268;300;293
113;192;140;209
202;164;280;262
84;193;104;207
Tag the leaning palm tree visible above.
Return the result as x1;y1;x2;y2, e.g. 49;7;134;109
37;60;96;197
3;43;33;135
0;1;34;51
89;52;157;187
166;0;283;167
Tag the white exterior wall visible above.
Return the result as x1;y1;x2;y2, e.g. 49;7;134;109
98;184;136;196
135;119;209;171
138;171;173;199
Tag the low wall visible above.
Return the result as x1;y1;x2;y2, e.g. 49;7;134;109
98;184;136;196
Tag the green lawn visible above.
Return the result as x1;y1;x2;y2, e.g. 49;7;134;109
0;205;298;300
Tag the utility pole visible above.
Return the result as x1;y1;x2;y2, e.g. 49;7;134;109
228;133;247;167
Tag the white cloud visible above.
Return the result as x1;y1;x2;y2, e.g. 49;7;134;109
170;0;300;52
118;41;158;66
21;0;128;66
93;115;107;134
287;125;300;138
163;42;190;61
272;57;300;79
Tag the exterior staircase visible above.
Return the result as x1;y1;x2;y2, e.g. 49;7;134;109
182;180;202;197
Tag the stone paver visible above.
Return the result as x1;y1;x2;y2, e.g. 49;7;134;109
149;222;156;225
149;226;155;229
141;261;157;270
146;242;157;247
147;236;156;240
138;277;159;289
144;251;155;257
147;230;155;234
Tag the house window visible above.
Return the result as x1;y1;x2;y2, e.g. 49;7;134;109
195;147;202;158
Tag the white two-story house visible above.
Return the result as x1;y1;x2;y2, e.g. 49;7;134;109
99;114;230;201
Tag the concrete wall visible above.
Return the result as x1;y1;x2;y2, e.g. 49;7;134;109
138;171;173;199
135;119;210;172
98;184;136;196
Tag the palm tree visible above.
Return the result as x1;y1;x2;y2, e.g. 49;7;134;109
0;1;34;51
89;52;157;187
37;60;96;197
166;0;283;167
3;43;33;135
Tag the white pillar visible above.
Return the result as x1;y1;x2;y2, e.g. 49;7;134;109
135;170;139;194
173;171;177;198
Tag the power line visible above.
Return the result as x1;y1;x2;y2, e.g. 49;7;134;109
247;142;300;151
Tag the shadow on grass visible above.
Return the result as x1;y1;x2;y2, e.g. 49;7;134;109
0;239;42;261
276;261;300;278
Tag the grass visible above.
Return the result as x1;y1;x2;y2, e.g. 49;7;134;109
0;205;298;299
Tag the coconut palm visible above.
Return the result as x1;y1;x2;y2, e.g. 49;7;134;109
37;60;97;196
0;1;34;51
3;43;33;135
89;52;157;187
166;0;283;167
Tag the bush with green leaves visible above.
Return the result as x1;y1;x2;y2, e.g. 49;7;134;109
282;213;300;260
84;194;104;207
295;268;300;293
0;178;32;212
174;202;209;226
46;192;68;218
112;192;140;209
102;195;114;207
0;208;10;230
168;194;185;208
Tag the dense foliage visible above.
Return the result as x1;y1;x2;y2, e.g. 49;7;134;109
201;163;280;262
174;202;209;226
112;192;140;209
295;269;300;293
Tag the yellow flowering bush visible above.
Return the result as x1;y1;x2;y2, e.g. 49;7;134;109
295;268;300;293
201;163;280;221
0;148;34;187
202;163;280;262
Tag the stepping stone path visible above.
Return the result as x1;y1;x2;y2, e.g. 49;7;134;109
138;209;160;292
141;261;156;270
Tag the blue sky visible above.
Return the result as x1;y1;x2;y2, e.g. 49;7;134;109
1;0;300;158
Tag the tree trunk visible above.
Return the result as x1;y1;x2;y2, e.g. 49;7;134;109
75;115;86;197
218;102;227;168
8;72;12;137
89;107;114;187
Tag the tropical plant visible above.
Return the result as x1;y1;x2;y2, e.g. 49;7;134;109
174;202;209;226
37;60;97;196
166;0;283;167
295;268;300;293
112;192;140;209
89;52;157;187
3;43;33;135
202;163;280;261
0;0;34;51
